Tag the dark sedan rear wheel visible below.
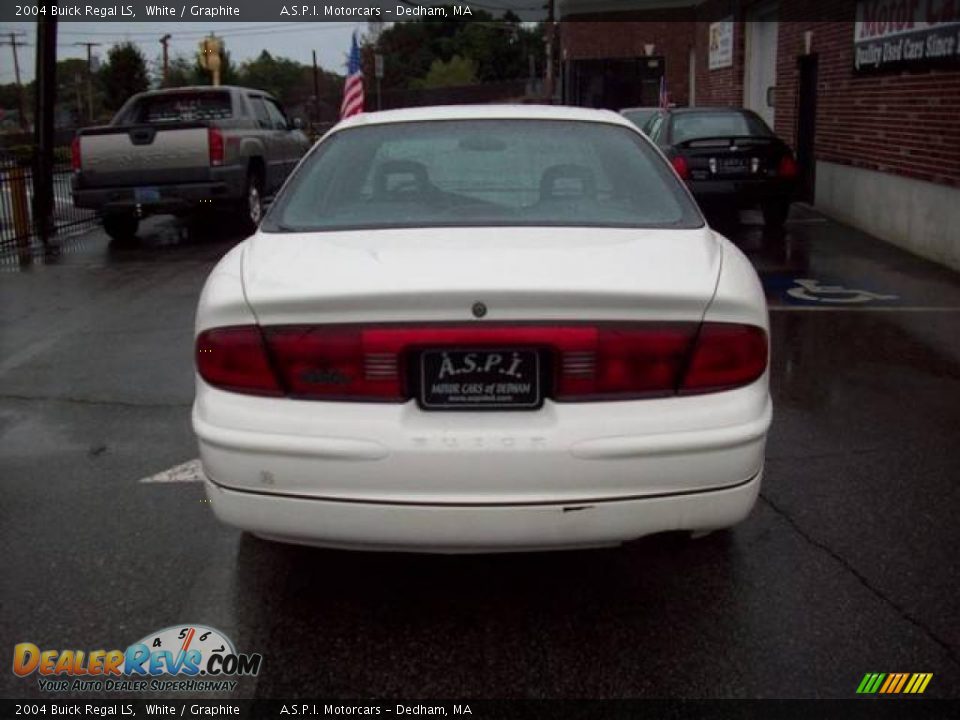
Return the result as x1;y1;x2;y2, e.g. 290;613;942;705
762;199;791;228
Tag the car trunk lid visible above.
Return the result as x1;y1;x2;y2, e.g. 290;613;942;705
241;226;722;325
675;136;781;181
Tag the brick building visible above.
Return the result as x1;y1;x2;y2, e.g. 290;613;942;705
558;0;960;271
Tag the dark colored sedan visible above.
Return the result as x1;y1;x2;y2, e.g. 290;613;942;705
642;107;798;227
619;107;659;133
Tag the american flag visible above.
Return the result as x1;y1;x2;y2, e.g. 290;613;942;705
340;33;365;119
658;75;669;109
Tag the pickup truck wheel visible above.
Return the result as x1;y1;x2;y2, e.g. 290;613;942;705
240;172;264;232
102;214;139;244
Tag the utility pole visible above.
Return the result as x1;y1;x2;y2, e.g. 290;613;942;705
34;12;57;251
160;34;171;87
0;32;29;130
312;50;320;125
75;41;101;122
74;73;84;120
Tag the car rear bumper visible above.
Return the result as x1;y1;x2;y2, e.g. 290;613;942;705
203;469;762;553
194;381;771;551
72;167;245;214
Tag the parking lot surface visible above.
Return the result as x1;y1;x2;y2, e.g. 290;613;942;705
1;208;959;699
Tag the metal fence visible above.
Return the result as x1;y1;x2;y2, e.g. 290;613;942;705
0;149;99;261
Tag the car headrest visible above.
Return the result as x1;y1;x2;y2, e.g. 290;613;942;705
539;164;597;200
373;159;430;196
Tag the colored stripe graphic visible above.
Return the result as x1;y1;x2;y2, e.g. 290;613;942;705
893;673;909;693
879;674;896;693
857;672;932;695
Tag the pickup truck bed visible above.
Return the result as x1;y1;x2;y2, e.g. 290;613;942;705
73;122;246;213
71;85;310;242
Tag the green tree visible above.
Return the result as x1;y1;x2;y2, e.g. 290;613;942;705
366;10;544;91
412;55;478;89
0;83;23;109
99;42;149;111
164;55;195;88
0;82;32;129
238;51;305;105
56;58;91;122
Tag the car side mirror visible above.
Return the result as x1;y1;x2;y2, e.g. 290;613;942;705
291;117;304;131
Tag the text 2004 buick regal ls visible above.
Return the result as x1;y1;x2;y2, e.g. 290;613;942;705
193;105;772;553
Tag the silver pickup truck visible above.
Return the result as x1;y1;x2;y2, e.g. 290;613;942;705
71;85;311;242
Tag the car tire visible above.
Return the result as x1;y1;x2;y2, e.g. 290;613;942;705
762;200;791;228
102;213;139;244
238;170;265;234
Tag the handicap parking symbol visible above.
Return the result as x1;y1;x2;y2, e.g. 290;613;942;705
785;278;899;305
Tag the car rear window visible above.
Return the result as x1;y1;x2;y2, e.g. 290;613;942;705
670;112;773;143
264;119;703;232
122;92;233;124
621;109;656;129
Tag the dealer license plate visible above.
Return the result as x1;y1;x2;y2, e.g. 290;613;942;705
715;157;749;175
419;348;541;410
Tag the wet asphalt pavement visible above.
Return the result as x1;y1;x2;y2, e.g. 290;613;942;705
1;206;959;700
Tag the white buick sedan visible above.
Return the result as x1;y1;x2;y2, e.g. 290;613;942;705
193;105;771;553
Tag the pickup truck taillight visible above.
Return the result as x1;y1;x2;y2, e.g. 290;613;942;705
71;136;81;172
208;127;224;167
196;323;768;402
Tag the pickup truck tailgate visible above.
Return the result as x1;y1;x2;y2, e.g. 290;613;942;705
78;124;212;188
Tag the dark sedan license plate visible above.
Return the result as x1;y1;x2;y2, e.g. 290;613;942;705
716;157;748;175
420;348;541;410
134;186;161;203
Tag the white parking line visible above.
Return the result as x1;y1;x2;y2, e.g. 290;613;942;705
139;458;204;483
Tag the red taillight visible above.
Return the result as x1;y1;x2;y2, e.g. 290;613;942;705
554;325;695;400
778;154;798;179
196;326;282;396
264;326;403;401
208;127;224;167
671;156;690;181
680;324;768;393
195;323;767;401
71;136;81;172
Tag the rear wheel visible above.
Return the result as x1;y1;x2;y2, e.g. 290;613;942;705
761;199;791;228
102;213;139;244
238;170;264;234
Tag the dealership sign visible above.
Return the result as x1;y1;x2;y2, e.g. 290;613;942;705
854;0;960;71
709;19;734;70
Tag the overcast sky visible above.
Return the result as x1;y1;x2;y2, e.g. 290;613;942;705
0;21;366;84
